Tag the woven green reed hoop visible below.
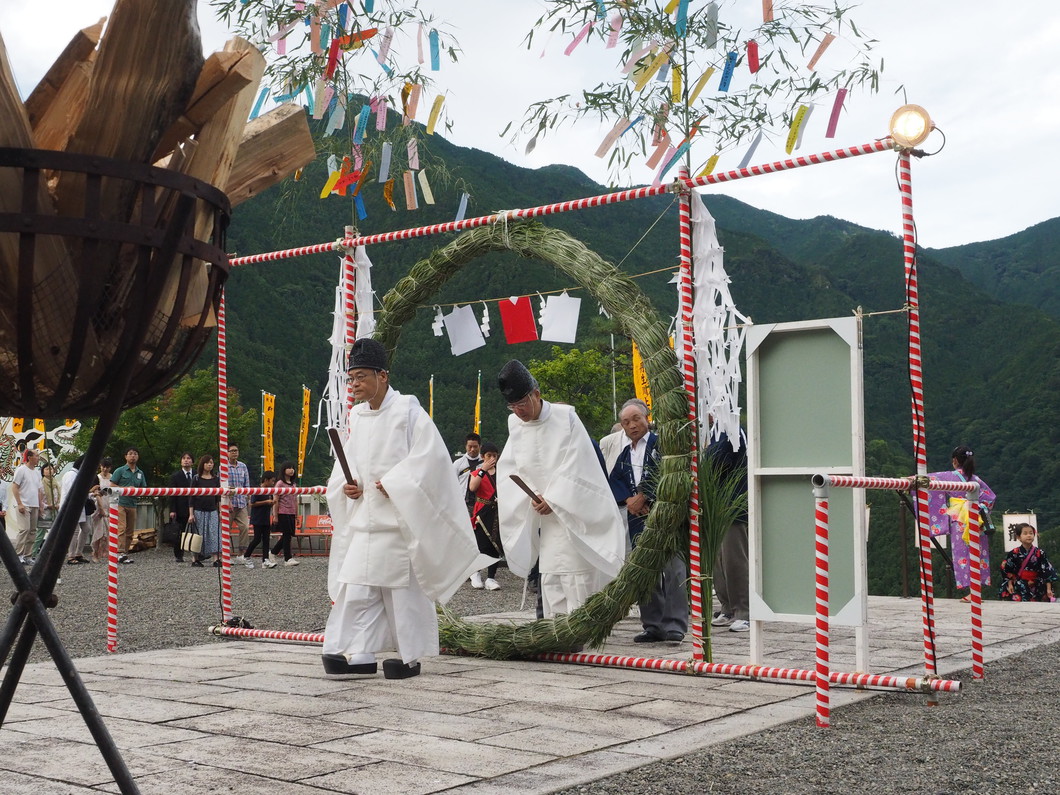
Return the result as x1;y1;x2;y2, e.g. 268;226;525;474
374;220;693;658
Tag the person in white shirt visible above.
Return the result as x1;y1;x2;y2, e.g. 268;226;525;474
10;449;44;564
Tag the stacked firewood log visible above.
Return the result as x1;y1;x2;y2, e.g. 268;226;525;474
0;0;314;409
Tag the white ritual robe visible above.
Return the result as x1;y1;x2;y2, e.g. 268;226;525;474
498;402;625;615
326;388;490;661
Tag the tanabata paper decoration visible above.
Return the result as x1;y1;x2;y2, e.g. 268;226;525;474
429;28;440;70
403;171;418;210
418;170;435;204
690;193;750;449
606;12;622;48
374;96;388;130
250;87;269;120
354;246;376;339
674;0;690;37
826;88;847;138
807;33;835;71
539;292;581;344
747;40;760;74
699;153;720;176
426;94;444;134
407;138;419;169
786;104;813;153
763;0;774;23
705;2;719;48
564;20;594;56
432;306;445;336
718;51;738;92
378;141;392;181
377;26;394;64
480;303;491;337
498;296;539;344
383;178;396;210
455;192;469;222
737;129;763;169
443;305;487;356
595;117;629;158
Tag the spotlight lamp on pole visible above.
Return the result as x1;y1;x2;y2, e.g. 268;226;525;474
889;104;936;152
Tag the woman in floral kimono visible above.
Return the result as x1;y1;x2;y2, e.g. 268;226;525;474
999;523;1057;602
928;445;996;600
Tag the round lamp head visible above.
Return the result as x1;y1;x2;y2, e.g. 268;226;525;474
889;104;933;149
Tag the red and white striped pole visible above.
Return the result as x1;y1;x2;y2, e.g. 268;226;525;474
342;226;357;413
226;141;894;266
209;625;326;643
217;290;233;622
966;485;984;679
106;504;120;652
898;151;936;679
812;477;831;727
676;167;704;661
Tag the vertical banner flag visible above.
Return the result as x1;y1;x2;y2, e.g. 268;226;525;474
34;418;45;449
429;375;434;418
632;341;652;412
297;386;311;479
11;417;24;433
262;392;276;473
474;370;481;434
498;296;539;344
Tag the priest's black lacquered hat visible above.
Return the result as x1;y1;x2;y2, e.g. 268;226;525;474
498;360;535;403
348;338;389;372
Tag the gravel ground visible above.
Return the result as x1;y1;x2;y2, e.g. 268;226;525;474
18;544;1060;793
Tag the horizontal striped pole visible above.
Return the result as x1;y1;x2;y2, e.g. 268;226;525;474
111;485;327;498
227;139;895;264
533;651;961;694
812;474;979;494
208;626;326;643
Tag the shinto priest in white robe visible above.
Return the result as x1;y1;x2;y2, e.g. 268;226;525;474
498;401;625;616
325;388;490;663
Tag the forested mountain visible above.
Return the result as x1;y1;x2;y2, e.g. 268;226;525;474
214;129;1060;595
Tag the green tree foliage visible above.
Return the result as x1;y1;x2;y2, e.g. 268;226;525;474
513;1;882;179
529;345;634;438
74;368;257;484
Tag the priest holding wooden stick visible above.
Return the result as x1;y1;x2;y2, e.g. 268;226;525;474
496;360;625;618
324;339;488;680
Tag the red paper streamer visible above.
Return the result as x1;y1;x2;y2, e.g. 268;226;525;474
498;297;539;344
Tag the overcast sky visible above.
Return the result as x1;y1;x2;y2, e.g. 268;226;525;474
2;1;1056;249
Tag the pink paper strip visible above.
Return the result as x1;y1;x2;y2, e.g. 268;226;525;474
762;0;774;22
622;42;654;74
564;20;595;56
645;137;670;169
594;117;629;158
407;139;420;169
825;88;847;138
606;13;623;49
417;22;425;64
403;84;421;126
651;146;676;187
375;96;388;130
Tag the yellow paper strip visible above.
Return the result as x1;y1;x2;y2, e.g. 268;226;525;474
383;178;396;210
663;0;680;13
319;171;341;198
785;104;809;154
632;49;669;92
425;94;444;134
632;341;652;411
418;169;435;204
698;154;720;176
807;33;835;71
297;386;310;479
687;67;715;104
671;64;682;102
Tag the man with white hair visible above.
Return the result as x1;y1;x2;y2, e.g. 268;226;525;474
496;360;625;618
608;398;688;643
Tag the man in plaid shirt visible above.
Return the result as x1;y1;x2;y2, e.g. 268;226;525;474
227;444;253;567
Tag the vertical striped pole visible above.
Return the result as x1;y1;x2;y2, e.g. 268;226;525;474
343;226;357;414
898;151;936;678
812;483;831;727
106;504;120;652
217;290;233;622
676;168;703;660
966;486;984;679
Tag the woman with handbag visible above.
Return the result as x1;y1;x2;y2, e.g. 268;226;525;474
188;455;221;568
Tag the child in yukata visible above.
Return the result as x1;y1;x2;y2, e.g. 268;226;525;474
999;523;1057;603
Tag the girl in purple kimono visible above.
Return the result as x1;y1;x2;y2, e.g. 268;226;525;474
928;445;996;599
999;523;1057;602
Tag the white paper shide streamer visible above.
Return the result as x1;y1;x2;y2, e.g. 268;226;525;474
353;246;376;339
690;194;750;450
324;284;350;433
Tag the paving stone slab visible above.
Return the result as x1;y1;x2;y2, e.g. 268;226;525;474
324;704;530;742
147;733;366;780
450;748;657;794
302;760;476;795
169;707;369;745
311;729;555;777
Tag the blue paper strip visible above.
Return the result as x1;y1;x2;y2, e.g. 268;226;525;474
429;29;440;71
455;192;469;222
370;49;394;76
354;194;367;220
338;3;348;30
364;0;374;11
718;51;738;92
595;0;607;19
250;87;269;120
659;141;691;178
675;0;690;37
353;105;372;144
621;115;645;136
